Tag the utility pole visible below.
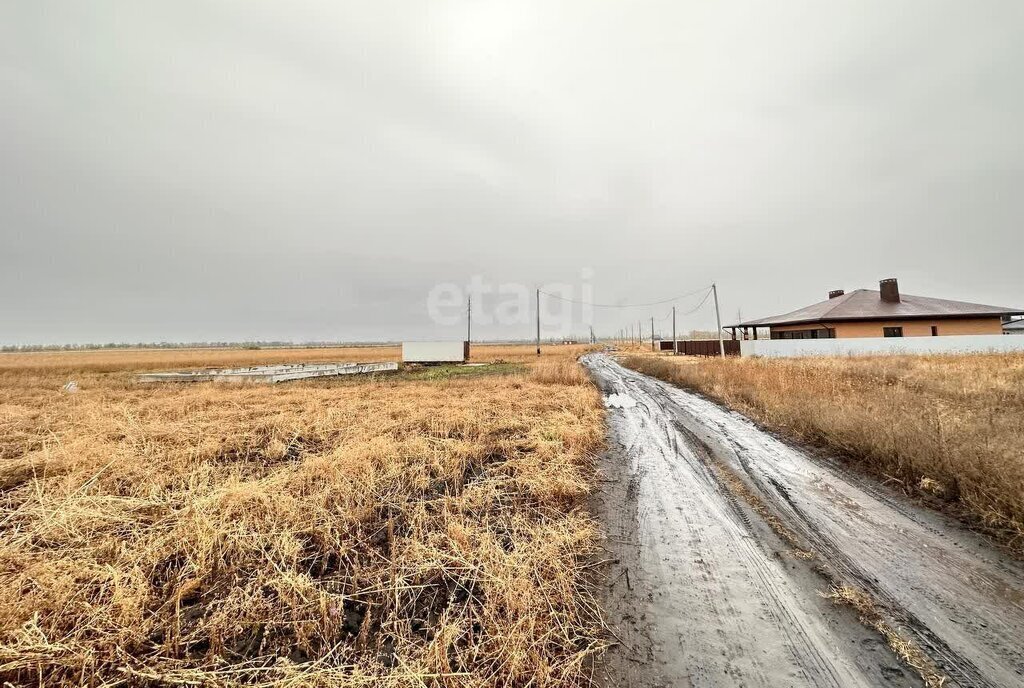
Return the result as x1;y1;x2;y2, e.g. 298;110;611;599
637;320;642;346
712;282;725;359
590;325;595;345
467;296;471;344
672;305;677;356
650;317;655;352
535;289;541;356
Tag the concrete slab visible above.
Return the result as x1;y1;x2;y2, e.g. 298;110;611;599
137;361;398;384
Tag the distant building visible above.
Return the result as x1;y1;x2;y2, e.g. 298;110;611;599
728;278;1023;340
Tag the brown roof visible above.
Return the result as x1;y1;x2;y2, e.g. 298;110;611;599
731;289;1024;328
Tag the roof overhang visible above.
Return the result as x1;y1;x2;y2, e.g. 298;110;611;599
727;311;1024;329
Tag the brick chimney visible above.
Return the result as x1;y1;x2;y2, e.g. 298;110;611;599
879;278;900;303
828;289;845;299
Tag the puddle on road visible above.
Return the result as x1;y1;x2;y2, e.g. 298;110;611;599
604;393;637;409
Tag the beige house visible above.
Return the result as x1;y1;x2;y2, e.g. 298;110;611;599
729;279;1023;340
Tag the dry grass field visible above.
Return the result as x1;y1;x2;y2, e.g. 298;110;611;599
0;345;605;686
0;343;591;376
623;353;1024;549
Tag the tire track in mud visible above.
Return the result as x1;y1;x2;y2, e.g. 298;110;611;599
642;373;1021;688
587;354;916;688
588;353;1024;688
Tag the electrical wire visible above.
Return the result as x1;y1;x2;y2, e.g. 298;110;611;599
677;288;713;316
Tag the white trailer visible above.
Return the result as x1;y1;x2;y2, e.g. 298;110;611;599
402;341;469;364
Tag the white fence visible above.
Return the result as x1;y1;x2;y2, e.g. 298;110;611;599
740;334;1024;358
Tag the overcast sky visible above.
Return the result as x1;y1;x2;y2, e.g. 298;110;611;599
2;1;1023;344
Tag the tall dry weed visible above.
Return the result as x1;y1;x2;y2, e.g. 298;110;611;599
530;358;594;386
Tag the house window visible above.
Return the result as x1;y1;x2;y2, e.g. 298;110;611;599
771;327;835;340
883;327;903;338
931;325;938;336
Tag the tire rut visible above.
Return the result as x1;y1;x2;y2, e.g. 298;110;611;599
592;354;1024;688
586;354;918;688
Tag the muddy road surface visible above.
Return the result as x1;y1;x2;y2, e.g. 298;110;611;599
584;353;1024;688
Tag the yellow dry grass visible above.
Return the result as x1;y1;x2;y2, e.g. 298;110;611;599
470;344;594;364
0;346;606;686
529;358;593;387
622;353;1024;548
0;346;400;375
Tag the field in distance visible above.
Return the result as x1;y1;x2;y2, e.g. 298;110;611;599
0;344;604;686
0;342;592;375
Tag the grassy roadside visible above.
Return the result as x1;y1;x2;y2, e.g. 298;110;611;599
621;353;1024;551
0;347;606;686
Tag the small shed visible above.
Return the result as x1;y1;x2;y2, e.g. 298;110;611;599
402;341;469;364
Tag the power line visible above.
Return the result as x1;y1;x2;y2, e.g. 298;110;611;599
537;284;712;309
677;288;713;316
646;290;713;326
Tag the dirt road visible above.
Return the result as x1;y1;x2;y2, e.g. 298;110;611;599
584;353;1024;688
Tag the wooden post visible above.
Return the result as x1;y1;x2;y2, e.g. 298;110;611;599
535;289;540;356
712;283;725;358
672;306;677;356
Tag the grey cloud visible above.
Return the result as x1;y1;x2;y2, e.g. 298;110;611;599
2;0;1022;344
